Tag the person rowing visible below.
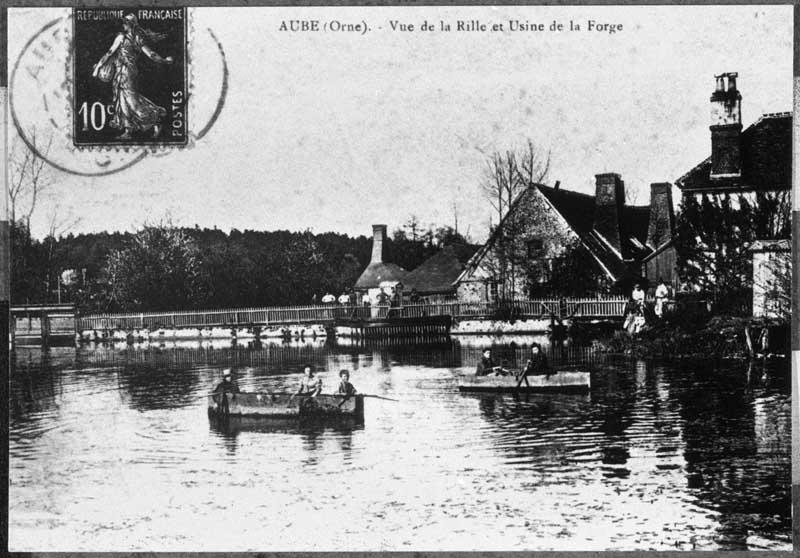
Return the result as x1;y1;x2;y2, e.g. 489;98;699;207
475;348;509;376
212;368;240;395
294;364;322;398
336;369;357;396
514;344;552;388
522;344;551;376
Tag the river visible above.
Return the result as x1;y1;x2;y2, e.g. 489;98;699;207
7;335;791;551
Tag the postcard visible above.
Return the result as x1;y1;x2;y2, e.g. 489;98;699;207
4;3;794;551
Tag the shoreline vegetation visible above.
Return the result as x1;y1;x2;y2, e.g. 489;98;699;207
596;314;789;361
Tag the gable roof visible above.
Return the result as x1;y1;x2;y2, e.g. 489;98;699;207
537;184;652;280
403;245;477;294
676;112;791;193
456;186;541;283
456;184;657;285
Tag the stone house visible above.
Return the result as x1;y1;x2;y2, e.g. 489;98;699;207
455;174;677;303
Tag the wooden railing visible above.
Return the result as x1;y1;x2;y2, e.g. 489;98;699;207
12;304;77;341
76;296;642;331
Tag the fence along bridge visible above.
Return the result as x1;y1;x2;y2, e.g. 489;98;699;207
76;297;632;332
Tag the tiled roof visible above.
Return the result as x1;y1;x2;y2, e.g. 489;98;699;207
403;244;477;294
676;113;791;193
537;185;652;280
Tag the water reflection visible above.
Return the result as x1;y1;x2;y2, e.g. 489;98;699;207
8;338;791;551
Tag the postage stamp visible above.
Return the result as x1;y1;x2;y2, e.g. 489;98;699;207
72;8;188;147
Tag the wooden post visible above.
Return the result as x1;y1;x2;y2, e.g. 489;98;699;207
40;309;50;345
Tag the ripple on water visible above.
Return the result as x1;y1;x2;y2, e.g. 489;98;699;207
7;344;792;551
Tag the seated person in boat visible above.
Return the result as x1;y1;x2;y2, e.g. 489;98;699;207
296;364;322;397
476;349;508;376
521;344;551;378
337;369;357;396
212;368;240;394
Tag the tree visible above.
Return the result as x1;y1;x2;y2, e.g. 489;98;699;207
432;225;468;248
675;191;790;315
404;215;422;242
481;139;551;301
105;224;205;311
8;131;53;227
10;220;47;304
481;139;551;225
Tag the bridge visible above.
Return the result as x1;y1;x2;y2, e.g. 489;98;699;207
12;304;77;345
75;297;635;332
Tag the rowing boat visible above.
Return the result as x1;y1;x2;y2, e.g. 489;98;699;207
208;392;364;419
457;371;591;393
209;414;365;435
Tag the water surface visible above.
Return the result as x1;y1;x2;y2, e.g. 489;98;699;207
8;336;791;550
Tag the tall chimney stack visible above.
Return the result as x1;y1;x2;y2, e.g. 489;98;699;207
593;173;625;254
646;183;675;249
710;72;742;178
370;224;386;264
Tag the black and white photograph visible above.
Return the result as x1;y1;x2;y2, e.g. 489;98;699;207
3;2;795;551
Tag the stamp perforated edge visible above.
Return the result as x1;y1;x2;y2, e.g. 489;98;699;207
67;7;193;152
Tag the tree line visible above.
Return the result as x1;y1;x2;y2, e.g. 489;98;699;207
11;221;474;313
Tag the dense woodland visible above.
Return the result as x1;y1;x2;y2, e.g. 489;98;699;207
12;221;474;313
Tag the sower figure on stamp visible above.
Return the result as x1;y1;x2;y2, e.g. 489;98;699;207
92;13;174;139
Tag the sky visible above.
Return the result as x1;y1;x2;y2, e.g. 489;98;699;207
7;5;794;242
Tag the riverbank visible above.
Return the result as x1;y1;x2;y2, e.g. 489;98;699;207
599;316;789;360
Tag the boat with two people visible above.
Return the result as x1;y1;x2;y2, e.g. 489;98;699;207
458;345;591;393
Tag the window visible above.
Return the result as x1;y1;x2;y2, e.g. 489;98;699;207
487;281;498;303
527;238;544;258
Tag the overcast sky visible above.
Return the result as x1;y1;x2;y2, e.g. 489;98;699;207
8;5;793;241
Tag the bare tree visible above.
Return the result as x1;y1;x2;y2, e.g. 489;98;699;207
45;203;82;240
517;138;551;190
8;130;54;227
482;139;551;225
480;139;551;302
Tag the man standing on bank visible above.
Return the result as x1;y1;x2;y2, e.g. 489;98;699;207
654;278;670;318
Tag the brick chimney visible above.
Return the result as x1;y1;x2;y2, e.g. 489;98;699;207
593;173;625;254
710;72;742;178
370;224;386;264
646;183;675;249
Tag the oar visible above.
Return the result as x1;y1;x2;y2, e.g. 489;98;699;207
361;394;399;402
514;368;530;391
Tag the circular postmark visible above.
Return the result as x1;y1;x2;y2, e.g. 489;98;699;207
10;12;228;177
